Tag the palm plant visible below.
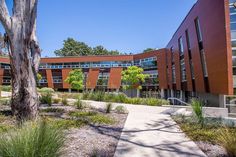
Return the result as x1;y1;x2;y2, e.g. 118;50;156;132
191;99;204;127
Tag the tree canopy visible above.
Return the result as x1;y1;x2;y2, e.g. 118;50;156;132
65;69;84;90
122;66;149;90
143;48;156;53
55;38;121;56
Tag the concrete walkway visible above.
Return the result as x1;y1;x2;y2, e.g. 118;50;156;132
84;100;206;157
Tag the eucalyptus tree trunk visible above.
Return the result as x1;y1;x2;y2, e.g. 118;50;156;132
0;0;41;120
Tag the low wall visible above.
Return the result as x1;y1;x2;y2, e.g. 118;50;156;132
163;105;228;118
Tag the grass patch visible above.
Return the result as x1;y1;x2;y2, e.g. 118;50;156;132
173;116;236;145
41;108;65;114
0;120;65;157
47;118;87;129
82;92;169;106
69;111;115;125
57;92;82;99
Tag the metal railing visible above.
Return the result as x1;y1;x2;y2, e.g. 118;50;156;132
167;97;189;106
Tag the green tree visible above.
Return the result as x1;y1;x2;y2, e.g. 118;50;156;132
92;45;109;55
65;69;84;91
36;73;42;87
54;38;121;56
143;48;156;53
122;66;149;97
54;38;92;56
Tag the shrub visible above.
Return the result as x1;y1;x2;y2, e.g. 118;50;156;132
0;86;11;92
53;98;61;104
0;120;65;157
61;97;68;106
218;127;236;157
115;105;128;114
82;92;90;100
113;93;127;103
104;93;115;102
40;92;52;106
38;87;54;93
74;98;84;109
91;91;105;101
191;99;204;127
106;103;112;113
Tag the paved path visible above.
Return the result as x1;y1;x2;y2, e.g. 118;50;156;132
84;100;206;157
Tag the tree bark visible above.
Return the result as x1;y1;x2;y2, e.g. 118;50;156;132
0;0;40;121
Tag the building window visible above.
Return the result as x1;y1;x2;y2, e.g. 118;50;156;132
200;50;208;77
195;17;208;78
172;65;176;83
195;18;203;42
185;30;194;79
178;37;184;56
180;59;187;82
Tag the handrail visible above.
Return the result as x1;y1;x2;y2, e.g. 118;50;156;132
167;97;189;106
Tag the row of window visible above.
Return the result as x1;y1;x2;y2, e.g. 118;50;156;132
169;17;208;87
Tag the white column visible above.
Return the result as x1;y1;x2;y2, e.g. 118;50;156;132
161;89;165;99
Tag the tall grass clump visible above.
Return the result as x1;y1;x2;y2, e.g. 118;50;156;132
61;97;68;106
191;99;204;127
40;92;52;106
106;103;112;113
75;98;84;109
0;120;65;157
115;105;128;114
218;128;236;157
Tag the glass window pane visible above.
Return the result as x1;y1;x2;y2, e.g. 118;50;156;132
231;31;236;40
231;14;236;22
233;57;236;66
231;23;236;31
232;40;236;47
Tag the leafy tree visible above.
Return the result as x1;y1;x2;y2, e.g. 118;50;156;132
143;48;156;53
54;38;120;56
0;33;8;56
92;45;109;55
122;66;149;97
36;73;42;87
0;0;40;120
55;38;92;56
65;69;84;91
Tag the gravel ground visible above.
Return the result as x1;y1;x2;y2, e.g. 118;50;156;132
196;141;227;157
62;112;127;157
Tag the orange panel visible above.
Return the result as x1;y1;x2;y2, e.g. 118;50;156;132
86;68;100;89
46;69;54;88
157;49;168;89
62;69;72;89
0;69;4;85
108;68;122;89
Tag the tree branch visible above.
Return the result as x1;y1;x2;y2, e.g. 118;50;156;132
0;0;11;33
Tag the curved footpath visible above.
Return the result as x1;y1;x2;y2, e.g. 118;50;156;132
83;100;206;157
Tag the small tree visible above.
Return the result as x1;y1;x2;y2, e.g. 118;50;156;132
36;73;42;87
65;69;84;91
122;66;149;97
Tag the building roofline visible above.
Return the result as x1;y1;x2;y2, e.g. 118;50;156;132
166;0;198;47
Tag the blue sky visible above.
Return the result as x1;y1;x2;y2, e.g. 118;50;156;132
0;0;197;57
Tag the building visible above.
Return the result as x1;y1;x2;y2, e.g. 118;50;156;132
0;0;235;107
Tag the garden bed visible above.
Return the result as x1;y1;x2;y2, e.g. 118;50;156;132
0;101;128;157
173;116;236;157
